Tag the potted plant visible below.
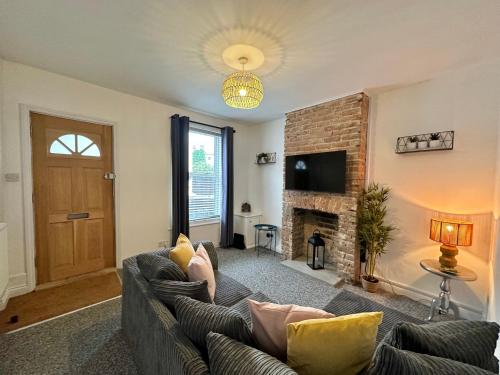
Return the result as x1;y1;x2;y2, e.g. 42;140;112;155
417;136;428;150
357;183;396;293
257;153;269;164
429;133;441;148
406;136;418;150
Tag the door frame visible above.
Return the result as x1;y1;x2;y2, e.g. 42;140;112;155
20;104;120;292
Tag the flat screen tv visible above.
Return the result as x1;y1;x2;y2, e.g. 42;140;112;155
285;151;346;193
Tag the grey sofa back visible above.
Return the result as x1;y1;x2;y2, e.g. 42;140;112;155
122;242;218;375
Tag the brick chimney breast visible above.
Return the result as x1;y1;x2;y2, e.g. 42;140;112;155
281;93;369;282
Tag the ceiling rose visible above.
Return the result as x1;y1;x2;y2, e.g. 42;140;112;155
201;27;283;76
222;44;265;71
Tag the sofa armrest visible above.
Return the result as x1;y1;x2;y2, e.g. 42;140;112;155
122;257;209;375
193;241;218;271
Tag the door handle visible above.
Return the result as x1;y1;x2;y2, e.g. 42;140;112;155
67;212;89;220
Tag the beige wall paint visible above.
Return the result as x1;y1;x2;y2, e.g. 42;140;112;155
253;118;285;251
253;60;500;319
0;59;8;306
489;106;500;327
1;60;254;293
368;60;500;318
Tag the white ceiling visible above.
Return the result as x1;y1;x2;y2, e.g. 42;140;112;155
1;0;500;124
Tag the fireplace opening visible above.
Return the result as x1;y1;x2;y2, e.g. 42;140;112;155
306;229;326;270
281;208;345;285
292;209;340;266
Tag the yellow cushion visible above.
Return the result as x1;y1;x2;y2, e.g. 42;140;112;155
287;312;383;375
169;234;195;273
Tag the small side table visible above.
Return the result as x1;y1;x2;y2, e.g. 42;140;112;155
420;259;477;321
254;224;278;256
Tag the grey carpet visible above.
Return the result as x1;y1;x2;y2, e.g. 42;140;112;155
1;248;440;374
324;290;424;342
0;297;138;375
217;247;338;309
218;248;438;321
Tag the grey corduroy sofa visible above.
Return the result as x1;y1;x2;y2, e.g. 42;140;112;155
123;242;499;375
122;241;263;375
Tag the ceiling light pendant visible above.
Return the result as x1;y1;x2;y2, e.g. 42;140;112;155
222;57;263;109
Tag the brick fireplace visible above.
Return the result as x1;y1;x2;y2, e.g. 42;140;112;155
281;93;369;282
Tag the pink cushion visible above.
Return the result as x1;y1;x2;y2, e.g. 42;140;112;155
248;299;335;360
187;244;216;301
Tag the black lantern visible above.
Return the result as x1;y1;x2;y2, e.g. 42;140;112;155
307;229;325;270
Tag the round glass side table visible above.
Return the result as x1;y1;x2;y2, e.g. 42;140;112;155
420;259;477;321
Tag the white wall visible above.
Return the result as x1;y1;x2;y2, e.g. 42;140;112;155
251;118;285;251
489;105;500;325
0;60;7;307
0;60;255;297
368;60;500;319
253;60;500;319
0;59;3;217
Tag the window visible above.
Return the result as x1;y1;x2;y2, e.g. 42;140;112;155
188;127;222;222
49;134;101;157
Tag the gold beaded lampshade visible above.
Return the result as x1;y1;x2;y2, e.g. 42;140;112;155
222;57;263;109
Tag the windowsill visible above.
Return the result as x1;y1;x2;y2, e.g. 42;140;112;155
189;218;221;227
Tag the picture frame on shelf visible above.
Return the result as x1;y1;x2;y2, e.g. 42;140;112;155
256;152;277;164
395;131;454;154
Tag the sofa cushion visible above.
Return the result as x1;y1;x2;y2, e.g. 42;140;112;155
194;241;218;271
230;292;276;327
150;240;218;271
175;295;253;352
206;332;297;375
213;271;253;307
249;300;335;361
149;279;211;311
368;343;496;375
287;312;383;375
137;253;187;282
383;320;500;372
169;233;196;273
187;244;216;301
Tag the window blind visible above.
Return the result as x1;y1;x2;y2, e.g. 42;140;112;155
188;126;222;222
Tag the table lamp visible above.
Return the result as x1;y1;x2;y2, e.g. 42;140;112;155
429;218;473;273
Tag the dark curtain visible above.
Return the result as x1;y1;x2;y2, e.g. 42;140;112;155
171;114;190;246
220;126;234;247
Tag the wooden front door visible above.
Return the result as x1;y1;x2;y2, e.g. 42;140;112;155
31;113;115;285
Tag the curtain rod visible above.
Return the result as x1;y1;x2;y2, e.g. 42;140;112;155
189;120;236;133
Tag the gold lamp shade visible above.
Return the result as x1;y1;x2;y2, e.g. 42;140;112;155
222;71;263;109
221;56;263;109
429;218;473;273
429;218;473;246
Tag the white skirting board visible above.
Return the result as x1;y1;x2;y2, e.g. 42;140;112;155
376;276;484;321
0;224;33;311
